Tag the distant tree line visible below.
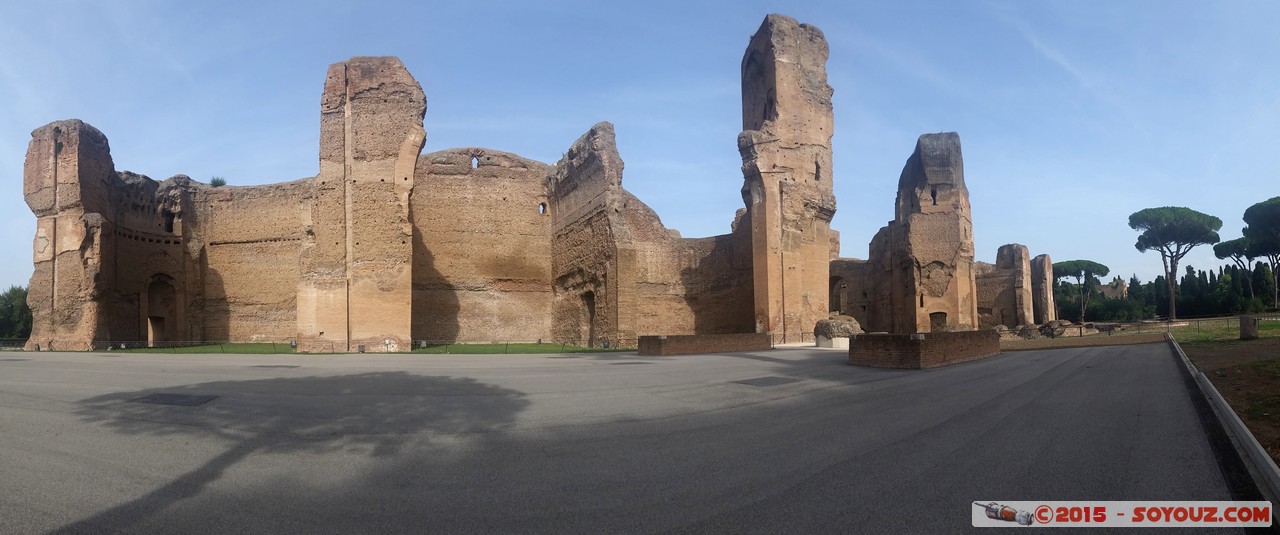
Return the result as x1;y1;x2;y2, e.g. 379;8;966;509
1053;196;1280;322
1054;262;1276;323
0;285;31;339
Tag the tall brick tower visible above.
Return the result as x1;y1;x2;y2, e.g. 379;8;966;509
886;132;979;333
296;57;426;352
22;121;116;350
738;14;837;342
1030;254;1057;324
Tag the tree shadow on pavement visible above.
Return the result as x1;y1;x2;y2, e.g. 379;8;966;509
53;372;528;534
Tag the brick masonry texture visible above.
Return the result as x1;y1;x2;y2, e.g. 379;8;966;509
974;243;1034;329
21;15;1045;358
847;330;1000;369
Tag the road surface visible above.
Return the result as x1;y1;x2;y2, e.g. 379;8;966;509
0;343;1244;533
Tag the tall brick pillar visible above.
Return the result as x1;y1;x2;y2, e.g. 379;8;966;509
23;120;116;351
297;57;425;352
1031;254;1057;324
891;133;979;333
738;14;836;343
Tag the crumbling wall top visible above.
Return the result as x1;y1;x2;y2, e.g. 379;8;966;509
546;121;625;233
896;132;969;221
421;148;550;176
741;14;832;143
24;119;115;217
995;243;1030;270
320;56;426;165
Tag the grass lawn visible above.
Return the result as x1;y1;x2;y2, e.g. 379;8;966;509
411;342;633;354
1176;319;1280;466
1169;318;1280;345
123;343;294;354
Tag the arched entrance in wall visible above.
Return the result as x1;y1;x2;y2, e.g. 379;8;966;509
144;276;178;347
929;312;948;332
580;291;596;348
829;277;848;314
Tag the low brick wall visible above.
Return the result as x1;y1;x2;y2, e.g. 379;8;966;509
638;333;771;356
1000;332;1166;351
848;330;1000;369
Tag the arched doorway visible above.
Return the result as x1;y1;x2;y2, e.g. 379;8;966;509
144;276;178;347
829;277;848;314
929;312;948;333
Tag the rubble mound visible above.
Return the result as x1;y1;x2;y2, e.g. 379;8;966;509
815;316;863;338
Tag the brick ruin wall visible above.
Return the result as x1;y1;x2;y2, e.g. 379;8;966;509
738;15;836;342
1098;276;1128;299
22;15;1047;353
546;122;754;346
847;330;1000;369
21;67;758;350
411;149;553;343
22;120;311;350
626;197;755;337
885;133;979;333
194;181;309;342
1030;254;1057;324
545;123;634;346
296;57;425;353
25;121;119;350
830;258;882;332
829;133;979;335
974;243;1034;329
637;333;771;356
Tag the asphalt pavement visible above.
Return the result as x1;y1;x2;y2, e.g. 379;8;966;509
0;343;1246;533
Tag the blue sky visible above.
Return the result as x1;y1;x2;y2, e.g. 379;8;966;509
1;0;1277;290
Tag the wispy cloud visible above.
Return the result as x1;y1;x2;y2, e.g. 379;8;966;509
824;21;954;91
98;3;200;90
988;6;1147;135
1009;21;1098;90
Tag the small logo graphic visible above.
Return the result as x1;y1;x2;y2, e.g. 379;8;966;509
975;502;1034;526
974;501;1270;527
1034;504;1053;524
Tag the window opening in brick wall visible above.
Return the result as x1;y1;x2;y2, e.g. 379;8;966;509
929;312;947;332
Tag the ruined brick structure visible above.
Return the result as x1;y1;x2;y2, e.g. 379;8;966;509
739;15;837;343
24;120;121;350
22;14;1050;352
542;122;756;348
971;244;1061;329
296;58;426;352
1030;254;1057;324
1099;276;1128;300
22;15;829;350
637;333;772;356
830;133;979;334
975;244;1034;329
848;330;1000;369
